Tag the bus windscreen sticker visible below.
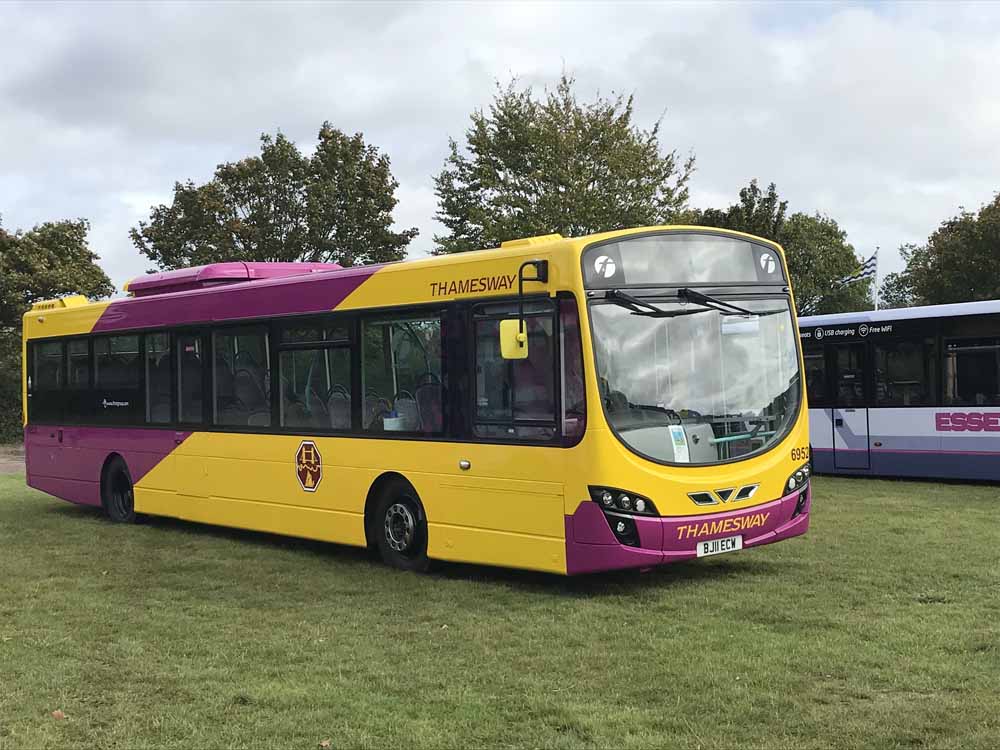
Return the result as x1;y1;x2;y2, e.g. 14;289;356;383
669;425;690;463
296;441;322;492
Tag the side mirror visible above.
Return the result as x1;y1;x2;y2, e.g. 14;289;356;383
499;319;528;360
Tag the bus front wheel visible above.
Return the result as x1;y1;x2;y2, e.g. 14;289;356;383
373;479;430;572
101;456;137;524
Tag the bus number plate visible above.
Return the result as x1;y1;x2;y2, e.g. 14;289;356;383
696;535;743;558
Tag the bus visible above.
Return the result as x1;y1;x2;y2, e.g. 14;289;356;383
23;227;811;575
801;300;1000;480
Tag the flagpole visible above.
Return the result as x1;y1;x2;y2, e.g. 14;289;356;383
873;246;879;311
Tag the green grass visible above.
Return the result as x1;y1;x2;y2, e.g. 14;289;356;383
0;473;998;749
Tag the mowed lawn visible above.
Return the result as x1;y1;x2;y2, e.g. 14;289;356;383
0;473;998;749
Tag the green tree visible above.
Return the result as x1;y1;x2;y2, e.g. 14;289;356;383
781;212;872;316
0;217;114;440
882;194;1000;306
692;179;787;242
433;75;695;253
131;124;417;270
877;263;915;310
692;179;872;315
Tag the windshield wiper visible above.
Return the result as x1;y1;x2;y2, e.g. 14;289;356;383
604;290;706;318
677;288;754;317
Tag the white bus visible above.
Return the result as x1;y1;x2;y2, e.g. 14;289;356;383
800;300;1000;480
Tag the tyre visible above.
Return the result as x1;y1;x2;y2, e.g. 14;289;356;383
373;479;430;572
102;456;137;524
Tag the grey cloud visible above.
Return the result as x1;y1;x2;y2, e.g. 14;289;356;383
1;0;998;289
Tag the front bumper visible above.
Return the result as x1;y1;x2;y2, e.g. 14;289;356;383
565;484;811;575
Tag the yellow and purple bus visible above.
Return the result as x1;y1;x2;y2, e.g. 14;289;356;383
23;227;810;575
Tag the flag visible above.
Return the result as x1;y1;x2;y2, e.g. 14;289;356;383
834;251;878;288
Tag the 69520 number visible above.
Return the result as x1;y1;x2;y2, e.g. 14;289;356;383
791;446;811;462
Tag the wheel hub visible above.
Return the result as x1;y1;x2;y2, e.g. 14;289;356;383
384;502;416;553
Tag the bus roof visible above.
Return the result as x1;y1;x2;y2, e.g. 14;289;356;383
799;299;1000;328
24;226;781;339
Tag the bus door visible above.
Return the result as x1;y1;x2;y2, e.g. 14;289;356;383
831;342;870;470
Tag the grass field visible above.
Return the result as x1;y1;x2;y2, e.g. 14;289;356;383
0;473;998;749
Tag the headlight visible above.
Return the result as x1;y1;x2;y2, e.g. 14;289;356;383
785;463;811;494
588;486;659;516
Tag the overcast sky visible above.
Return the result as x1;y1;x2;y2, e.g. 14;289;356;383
2;0;998;293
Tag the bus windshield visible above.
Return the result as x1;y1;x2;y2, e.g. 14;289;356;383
590;297;801;465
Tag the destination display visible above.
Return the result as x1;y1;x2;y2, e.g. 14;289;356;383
583;232;786;288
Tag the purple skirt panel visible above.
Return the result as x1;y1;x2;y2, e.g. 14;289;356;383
24;425;189;507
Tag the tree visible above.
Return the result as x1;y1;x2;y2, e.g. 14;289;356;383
878;264;915;310
433;75;695;253
131;124;417;270
692;180;872;315
0;217;114;439
881;194;1000;306
780;212;872;316
691;179;787;242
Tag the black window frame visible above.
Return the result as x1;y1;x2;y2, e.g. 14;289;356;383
275;314;358;434
22;291;587;449
211;323;273;429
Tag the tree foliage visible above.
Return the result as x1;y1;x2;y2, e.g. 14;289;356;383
0;217;114;439
878;194;1000;306
690;180;872;315
691;179;788;242
433;75;695;253
781;212;872;316
131;124;417;270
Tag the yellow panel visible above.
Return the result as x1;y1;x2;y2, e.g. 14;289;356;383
135;431;570;571
428;522;566;574
336;246;569;310
30;295;89;311
136;486;366;546
22;300;111;340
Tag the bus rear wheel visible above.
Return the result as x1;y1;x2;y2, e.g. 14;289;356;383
373;480;430;572
102;456;137;524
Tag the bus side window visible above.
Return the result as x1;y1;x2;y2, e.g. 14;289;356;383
361;314;443;435
474;302;556;441
874;338;936;406
93;335;143;425
145;333;172;424
803;346;828;406
178;333;204;424
213;327;271;427
944;337;1000;406
31;340;65;423
280;347;351;430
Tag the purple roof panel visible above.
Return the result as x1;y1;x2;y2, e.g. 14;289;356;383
95;263;382;332
127;262;342;297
